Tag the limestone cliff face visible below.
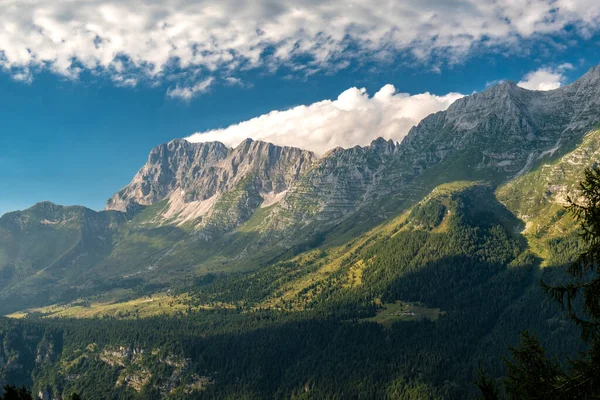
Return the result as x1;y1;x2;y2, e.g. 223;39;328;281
106;138;317;232
264;139;398;233
106;140;231;212
188;139;317;233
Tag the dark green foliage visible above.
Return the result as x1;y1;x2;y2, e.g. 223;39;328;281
408;200;446;229
475;367;500;400
503;332;600;399
504;332;565;400
0;386;32;400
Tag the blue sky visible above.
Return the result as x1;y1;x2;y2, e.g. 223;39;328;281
2;1;600;216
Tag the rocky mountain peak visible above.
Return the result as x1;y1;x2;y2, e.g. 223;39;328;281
484;79;518;93
106;140;231;211
106;138;317;230
541;65;600;99
448;80;526;115
370;137;397;155
32;201;59;210
574;64;600;84
398;65;600;182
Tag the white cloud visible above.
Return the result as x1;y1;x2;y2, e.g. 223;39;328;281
11;71;33;84
167;77;215;100
485;79;506;88
224;77;243;86
517;63;574;91
185;85;464;155
0;1;599;90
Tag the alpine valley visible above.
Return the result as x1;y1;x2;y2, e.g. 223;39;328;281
4;66;600;399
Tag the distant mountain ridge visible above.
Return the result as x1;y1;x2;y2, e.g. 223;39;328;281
104;66;600;241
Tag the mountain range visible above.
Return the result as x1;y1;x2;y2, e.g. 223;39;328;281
4;66;600;314
2;66;600;398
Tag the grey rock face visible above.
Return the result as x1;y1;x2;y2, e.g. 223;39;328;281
193;139;318;233
106;138;317;232
400;66;600;179
106;140;231;211
265;140;398;233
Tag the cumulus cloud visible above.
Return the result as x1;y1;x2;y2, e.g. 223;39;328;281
167;77;214;100
517;63;574;91
185;85;464;155
224;77;244;87
0;1;600;90
485;79;506;88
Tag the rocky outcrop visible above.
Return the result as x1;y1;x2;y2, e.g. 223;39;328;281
498;129;600;218
106;140;231;212
106;138;317;232
264;139;398;233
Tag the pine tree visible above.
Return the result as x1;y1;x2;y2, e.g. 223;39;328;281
475;365;501;400
544;167;600;340
503;332;565;400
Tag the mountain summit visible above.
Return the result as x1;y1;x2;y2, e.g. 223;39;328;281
106;139;316;230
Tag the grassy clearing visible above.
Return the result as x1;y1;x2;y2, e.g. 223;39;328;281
6;312;27;319
238;205;274;233
364;301;443;328
6;293;234;320
346;259;367;287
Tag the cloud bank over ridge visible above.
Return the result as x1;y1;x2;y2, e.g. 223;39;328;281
185;64;578;153
517;63;574;91
186;85;464;154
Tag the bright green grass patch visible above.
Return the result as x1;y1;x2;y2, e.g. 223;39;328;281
6;293;235;320
238;205;274;233
364;301;444;328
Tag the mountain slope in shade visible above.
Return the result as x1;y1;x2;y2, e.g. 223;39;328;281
0;203;132;313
